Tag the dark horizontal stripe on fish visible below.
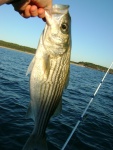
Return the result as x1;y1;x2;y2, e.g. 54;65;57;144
40;56;68;133
37;57;64;137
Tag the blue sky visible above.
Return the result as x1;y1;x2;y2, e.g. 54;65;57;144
0;0;113;68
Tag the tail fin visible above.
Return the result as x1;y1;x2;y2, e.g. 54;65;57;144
22;135;48;150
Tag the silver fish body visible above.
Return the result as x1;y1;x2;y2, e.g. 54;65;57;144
23;4;71;150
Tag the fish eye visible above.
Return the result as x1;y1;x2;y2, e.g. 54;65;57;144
62;24;67;30
60;23;68;33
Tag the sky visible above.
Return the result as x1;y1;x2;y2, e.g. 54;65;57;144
0;0;113;68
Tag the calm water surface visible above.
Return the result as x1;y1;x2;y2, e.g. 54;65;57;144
0;47;113;150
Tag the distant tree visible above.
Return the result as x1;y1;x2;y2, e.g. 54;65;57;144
0;40;36;54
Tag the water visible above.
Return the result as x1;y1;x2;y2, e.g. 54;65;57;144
0;47;113;150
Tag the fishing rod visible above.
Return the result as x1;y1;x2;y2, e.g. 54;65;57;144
61;61;113;150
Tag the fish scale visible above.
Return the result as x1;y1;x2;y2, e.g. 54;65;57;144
36;58;64;137
38;53;70;136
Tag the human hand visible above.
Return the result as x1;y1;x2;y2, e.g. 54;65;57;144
12;0;52;18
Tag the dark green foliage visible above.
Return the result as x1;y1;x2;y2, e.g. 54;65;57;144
0;40;36;54
70;61;113;74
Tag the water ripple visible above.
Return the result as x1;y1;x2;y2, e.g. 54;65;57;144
0;48;113;150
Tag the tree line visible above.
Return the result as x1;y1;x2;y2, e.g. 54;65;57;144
0;40;36;54
0;40;113;74
71;61;113;74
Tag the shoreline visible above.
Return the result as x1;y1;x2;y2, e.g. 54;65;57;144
0;46;34;55
70;62;85;67
0;45;113;74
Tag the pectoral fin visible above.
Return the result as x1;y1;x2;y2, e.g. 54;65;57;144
26;56;36;76
39;54;50;81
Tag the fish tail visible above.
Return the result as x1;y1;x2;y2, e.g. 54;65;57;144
22;135;48;150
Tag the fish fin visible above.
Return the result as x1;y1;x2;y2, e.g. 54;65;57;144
26;56;36;76
64;68;70;89
39;54;50;81
26;102;35;121
22;135;48;150
53;98;62;117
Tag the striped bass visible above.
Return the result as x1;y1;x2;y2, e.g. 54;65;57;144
23;4;71;150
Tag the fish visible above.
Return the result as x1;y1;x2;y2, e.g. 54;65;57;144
22;4;71;150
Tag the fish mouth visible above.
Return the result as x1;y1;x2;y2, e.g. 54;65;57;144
52;4;69;13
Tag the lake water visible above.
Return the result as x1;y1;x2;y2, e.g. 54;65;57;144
0;47;113;150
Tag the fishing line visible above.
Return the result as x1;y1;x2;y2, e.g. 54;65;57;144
61;61;113;150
